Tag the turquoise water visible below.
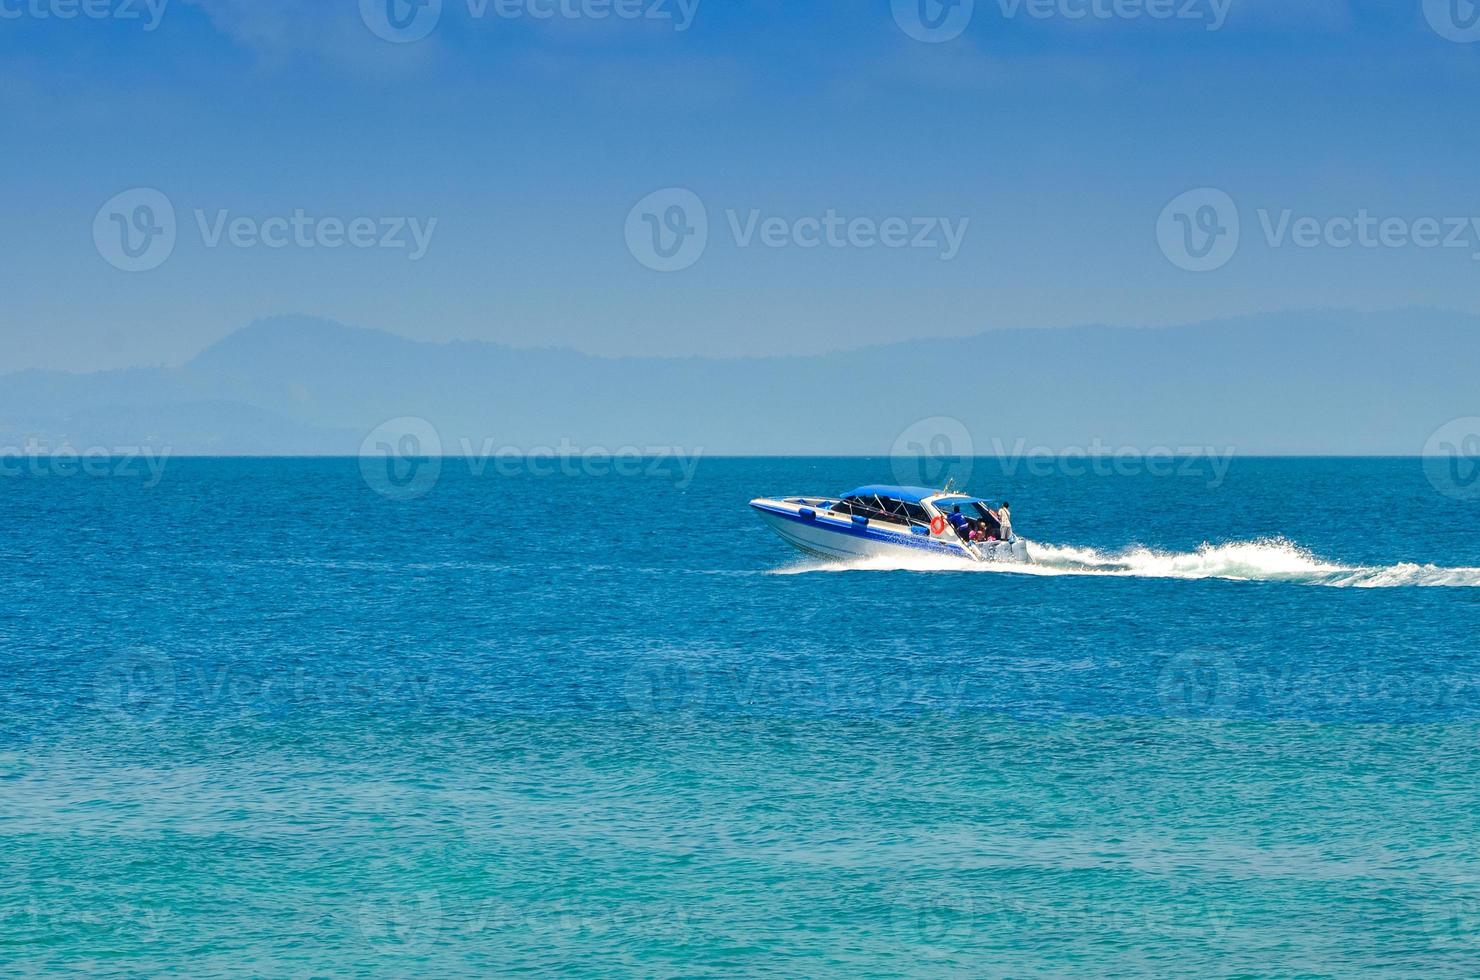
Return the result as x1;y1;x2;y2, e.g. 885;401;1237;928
4;457;1480;976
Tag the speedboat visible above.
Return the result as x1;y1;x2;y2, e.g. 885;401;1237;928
750;484;1030;563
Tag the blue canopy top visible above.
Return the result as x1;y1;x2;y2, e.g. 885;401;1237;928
842;485;946;505
842;486;994;507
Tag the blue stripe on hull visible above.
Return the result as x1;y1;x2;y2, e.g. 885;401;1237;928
751;502;968;559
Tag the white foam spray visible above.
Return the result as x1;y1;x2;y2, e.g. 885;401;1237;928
773;538;1480;588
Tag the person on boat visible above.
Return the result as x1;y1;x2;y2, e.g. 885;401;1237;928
947;505;971;541
996;501;1013;541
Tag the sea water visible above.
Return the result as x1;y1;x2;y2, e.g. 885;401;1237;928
3;457;1479;976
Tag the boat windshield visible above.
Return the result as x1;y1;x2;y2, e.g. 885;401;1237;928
934;496;995;519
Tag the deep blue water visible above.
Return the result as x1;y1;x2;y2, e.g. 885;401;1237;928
3;457;1479;976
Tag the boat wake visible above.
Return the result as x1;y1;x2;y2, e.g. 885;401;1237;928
774;538;1480;588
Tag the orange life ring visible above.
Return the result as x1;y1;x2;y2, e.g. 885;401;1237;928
929;515;947;535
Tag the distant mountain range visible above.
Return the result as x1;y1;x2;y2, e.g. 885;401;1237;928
2;310;1475;455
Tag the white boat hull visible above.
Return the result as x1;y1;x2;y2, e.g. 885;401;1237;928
751;498;1029;564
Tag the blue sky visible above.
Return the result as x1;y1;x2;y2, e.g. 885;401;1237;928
3;0;1479;371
